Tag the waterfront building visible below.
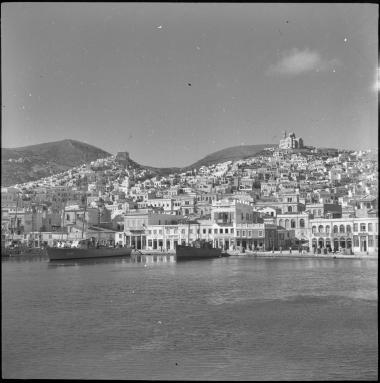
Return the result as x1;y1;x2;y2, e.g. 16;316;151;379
276;212;310;246
124;211;180;249
308;216;378;254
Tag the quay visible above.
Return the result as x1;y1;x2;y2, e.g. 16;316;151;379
228;249;378;260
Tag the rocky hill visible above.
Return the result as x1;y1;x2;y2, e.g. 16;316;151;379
1;139;111;186
183;144;275;170
1;140;275;186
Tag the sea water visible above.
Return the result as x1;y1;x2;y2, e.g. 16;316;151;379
2;255;378;380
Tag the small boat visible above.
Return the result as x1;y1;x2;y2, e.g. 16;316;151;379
47;239;132;261
175;240;223;261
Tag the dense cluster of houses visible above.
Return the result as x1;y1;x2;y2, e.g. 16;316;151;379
1;137;378;255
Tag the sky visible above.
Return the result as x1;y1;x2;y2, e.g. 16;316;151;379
1;2;378;167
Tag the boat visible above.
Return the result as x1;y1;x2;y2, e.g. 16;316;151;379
47;195;132;261
47;239;132;261
175;240;223;261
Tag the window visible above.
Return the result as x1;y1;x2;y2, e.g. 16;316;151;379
225;228;228;234
214;229;218;234
333;225;338;233
354;223;358;232
258;230;263;237
237;230;240;237
153;230;157;235
242;231;246;237
360;223;366;232
230;229;234;234
148;239;153;247
287;197;292;202
291;220;296;228
346;225;351;233
300;219;305;228
339;225;345;233
288;206;292;213
203;229;206;234
368;236;374;247
318;225;324;233
248;230;252;237
326;225;330;234
208;229;212;234
368;223;373;232
220;228;223;234
312;226;316;234
181;229;185;234
353;236;359;247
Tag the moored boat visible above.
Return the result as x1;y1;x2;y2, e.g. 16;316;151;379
175;240;223;261
47;239;132;261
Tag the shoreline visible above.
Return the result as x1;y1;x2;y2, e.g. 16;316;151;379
227;250;378;260
2;248;377;261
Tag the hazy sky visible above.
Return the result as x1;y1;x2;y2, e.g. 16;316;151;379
2;3;378;167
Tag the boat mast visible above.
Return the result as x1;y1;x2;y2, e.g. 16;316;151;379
11;191;20;245
82;193;87;239
187;219;190;245
61;199;66;241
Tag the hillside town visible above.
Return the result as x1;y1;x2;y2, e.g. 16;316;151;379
1;132;378;256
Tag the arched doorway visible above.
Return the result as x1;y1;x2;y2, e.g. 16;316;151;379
333;238;339;251
312;238;317;251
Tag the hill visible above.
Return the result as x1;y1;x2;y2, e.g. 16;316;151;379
1;139;111;186
183;144;275;170
1;140;277;186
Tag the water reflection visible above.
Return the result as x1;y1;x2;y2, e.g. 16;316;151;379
2;255;377;380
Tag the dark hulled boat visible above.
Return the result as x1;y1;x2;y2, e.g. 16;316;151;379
175;240;223;261
47;240;132;261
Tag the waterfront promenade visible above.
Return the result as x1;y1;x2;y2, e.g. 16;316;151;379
132;248;377;260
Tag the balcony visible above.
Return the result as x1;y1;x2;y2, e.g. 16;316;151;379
312;232;353;238
215;219;232;225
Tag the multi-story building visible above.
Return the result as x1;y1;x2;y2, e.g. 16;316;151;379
308;216;378;254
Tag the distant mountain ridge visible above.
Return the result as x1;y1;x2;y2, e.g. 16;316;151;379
1;139;275;186
1;139;111;186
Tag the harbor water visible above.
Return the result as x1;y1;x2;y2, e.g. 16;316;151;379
2;255;378;380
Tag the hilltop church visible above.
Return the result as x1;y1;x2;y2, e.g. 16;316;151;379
279;131;304;150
